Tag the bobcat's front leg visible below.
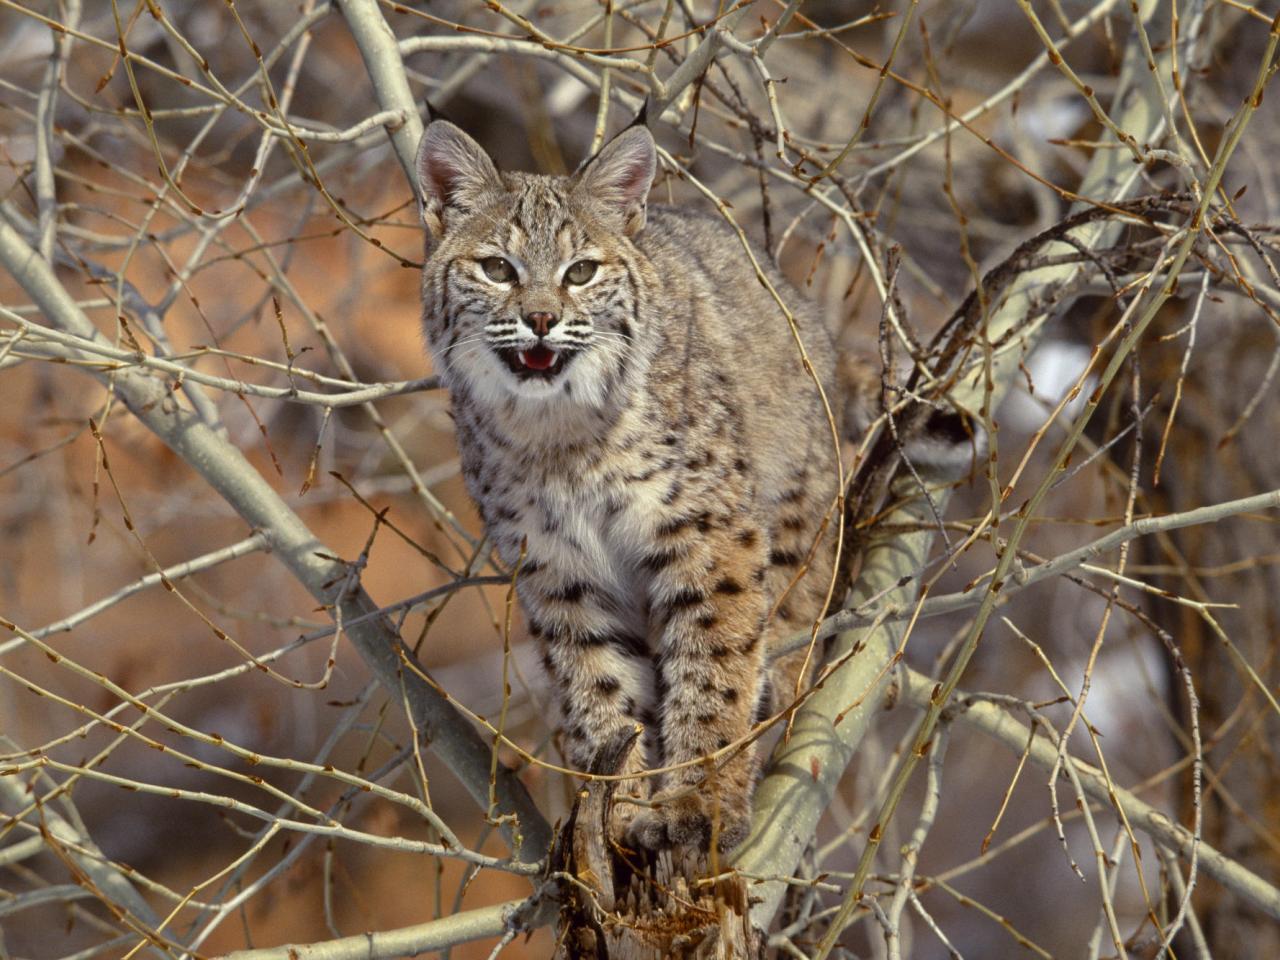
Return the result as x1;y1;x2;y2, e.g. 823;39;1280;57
523;571;655;839
629;516;770;851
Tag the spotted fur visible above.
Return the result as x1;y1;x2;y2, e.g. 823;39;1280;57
416;120;841;850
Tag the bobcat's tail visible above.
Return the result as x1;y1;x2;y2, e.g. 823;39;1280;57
837;352;984;479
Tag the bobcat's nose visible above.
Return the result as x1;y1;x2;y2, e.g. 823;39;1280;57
523;311;558;337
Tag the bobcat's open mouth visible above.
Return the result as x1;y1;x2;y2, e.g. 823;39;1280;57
496;345;574;381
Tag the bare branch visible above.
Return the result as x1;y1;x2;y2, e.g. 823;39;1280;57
897;669;1280;922
0;214;551;864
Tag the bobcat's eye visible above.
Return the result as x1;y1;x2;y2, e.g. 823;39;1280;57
480;257;516;283
564;260;598;286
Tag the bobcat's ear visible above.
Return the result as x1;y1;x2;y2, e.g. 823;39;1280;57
415;119;503;237
574;126;656;236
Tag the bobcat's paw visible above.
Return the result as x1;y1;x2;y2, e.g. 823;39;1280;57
625;789;750;852
607;790;646;843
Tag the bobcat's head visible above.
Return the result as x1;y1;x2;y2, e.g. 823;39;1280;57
416;118;655;409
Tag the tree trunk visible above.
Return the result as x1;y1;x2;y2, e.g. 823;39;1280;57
550;733;763;959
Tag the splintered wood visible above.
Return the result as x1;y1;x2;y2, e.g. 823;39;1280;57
550;734;763;959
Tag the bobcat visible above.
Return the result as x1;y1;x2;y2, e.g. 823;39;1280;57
416;117;843;851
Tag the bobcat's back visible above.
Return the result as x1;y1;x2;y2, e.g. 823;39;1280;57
635;204;839;506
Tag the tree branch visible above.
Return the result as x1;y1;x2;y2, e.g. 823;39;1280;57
217;896;553;960
780;485;1280;648
897;668;1280;922
0;214;551;863
0;749;165;955
335;0;425;192
741;0;1178;939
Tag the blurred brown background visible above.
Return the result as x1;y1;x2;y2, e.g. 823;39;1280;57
2;1;1278;957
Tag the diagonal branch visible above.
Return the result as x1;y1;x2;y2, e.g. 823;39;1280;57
334;0;424;189
0;214;551;864
0;755;164;950
217;896;552;960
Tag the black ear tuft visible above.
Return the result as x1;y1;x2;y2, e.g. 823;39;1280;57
632;99;650;130
423;99;461;126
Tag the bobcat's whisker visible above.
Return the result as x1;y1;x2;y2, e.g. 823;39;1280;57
438;335;491;357
585;332;634;345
